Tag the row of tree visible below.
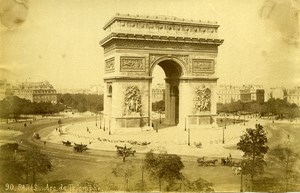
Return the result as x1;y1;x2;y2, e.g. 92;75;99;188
0;94;104;121
0;96;64;121
57;93;103;113
217;98;300;119
152;100;165;112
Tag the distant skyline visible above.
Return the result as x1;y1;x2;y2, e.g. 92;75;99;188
1;0;300;89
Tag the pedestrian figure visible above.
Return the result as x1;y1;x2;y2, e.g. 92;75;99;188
24;123;27;127
56;128;58;132
44;141;46;146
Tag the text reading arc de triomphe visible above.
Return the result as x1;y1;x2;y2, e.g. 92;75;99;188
100;14;223;133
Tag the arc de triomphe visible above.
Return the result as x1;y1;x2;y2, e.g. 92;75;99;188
100;14;223;133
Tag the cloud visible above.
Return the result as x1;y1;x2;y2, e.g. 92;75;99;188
0;0;29;30
260;0;299;44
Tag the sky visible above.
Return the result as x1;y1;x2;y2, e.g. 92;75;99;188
0;0;300;89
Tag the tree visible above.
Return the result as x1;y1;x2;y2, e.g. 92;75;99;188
237;124;269;189
58;119;62;130
267;144;299;191
0;144;25;184
112;161;135;191
152;100;165;112
179;176;214;192
0;144;52;186
22;146;52;184
144;151;184;191
57;93;103;113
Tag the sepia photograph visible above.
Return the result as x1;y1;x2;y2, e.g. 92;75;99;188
1;0;300;192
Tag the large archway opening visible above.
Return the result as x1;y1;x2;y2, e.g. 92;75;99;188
151;59;183;126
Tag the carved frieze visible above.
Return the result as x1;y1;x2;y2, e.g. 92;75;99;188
192;59;215;73
194;86;211;112
120;57;146;72
105;58;115;73
115;40;218;52
124;86;142;116
111;20;218;37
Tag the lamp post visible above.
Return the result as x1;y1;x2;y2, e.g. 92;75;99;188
188;128;190;146
240;162;245;192
103;118;106;131
141;166;144;191
159;109;162;124
100;113;102;129
240;169;243;192
225;115;227;129
109;118;111;135
156;121;158;133
233;113;235;124
243;114;245;126
221;117;226;144
184;117;187;131
95;113;97;127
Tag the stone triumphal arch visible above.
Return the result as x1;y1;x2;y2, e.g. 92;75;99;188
100;14;223;133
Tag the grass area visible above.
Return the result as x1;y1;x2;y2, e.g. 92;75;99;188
36;154;242;192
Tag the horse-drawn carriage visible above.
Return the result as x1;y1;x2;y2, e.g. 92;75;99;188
33;132;40;139
221;157;241;167
62;140;72;146
73;143;88;152
197;157;218;166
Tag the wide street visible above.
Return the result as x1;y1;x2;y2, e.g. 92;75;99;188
1;115;300;192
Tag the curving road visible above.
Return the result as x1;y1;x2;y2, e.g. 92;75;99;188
12;117;150;163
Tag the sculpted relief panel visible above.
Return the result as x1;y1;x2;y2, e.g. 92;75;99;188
192;59;215;74
124;86;142;116
105;58;115;73
120;57;146;72
194;86;211;112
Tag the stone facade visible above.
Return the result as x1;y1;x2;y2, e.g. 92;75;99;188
100;14;223;132
217;85;241;104
14;81;57;104
152;83;165;103
287;87;300;106
240;85;265;103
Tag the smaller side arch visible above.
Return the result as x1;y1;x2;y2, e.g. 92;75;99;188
107;84;112;97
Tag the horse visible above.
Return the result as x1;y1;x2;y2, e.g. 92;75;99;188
197;157;205;166
205;159;218;166
74;143;87;147
197;156;205;163
115;145;124;150
221;157;232;166
62;141;71;146
232;166;242;175
127;150;136;156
